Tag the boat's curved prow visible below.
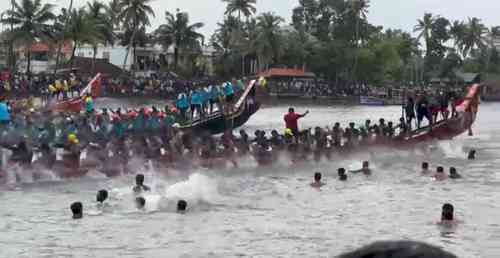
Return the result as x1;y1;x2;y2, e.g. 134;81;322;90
394;84;481;144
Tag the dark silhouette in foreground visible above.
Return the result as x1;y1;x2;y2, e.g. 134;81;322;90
337;240;457;258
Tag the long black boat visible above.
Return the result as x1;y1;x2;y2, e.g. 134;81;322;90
179;80;260;134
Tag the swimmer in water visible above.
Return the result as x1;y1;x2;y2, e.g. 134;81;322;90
449;167;462;179
337;240;458;258
133;174;151;193
438;203;458;226
135;196;146;210
70;202;83;219
96;189;108;209
434;166;447;181
177;200;187;213
338;168;347;181
310;172;325;188
351;161;371;175
421;162;430;174
467;150;476;160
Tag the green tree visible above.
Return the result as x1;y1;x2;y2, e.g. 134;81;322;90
66;7;103;70
462;17;486;58
154;10;204;70
1;0;56;75
255;12;284;70
87;0;115;73
222;0;256;22
117;0;155;71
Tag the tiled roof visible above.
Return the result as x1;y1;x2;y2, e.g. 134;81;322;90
258;68;315;78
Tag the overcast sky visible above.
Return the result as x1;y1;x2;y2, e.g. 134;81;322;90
1;0;499;37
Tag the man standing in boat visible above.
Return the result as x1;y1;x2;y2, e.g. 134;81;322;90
284;108;309;136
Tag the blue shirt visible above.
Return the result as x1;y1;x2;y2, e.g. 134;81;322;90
0;102;10;122
224;83;234;96
176;94;189;109
191;91;202;105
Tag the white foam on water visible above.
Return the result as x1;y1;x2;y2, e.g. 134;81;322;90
164;173;219;204
437;140;466;159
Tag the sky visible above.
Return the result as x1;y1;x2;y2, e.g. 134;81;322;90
1;0;500;37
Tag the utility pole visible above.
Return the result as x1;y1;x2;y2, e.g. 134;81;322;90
8;0;14;72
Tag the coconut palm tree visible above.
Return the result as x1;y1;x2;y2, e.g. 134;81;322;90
484;26;500;74
87;0;115;73
461;17;486;58
108;0;122;29
117;0;155;71
449;20;466;55
414;13;436;57
346;0;370;82
1;0;56;75
154;10;204;70
66;7;102;70
255;12;284;70
222;0;257;22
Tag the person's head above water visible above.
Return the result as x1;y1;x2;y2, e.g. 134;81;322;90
437;166;444;173
70;202;83;219
338;168;347;181
288;107;295;113
177;200;187;212
422;162;429;170
468;150;476;160
96;190;108;203
136;174;145;186
337;240;458;258
314;172;322;182
441;203;454;221
450;167;457;175
135;197;146;209
362;161;369;169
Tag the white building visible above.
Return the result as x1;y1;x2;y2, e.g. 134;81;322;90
75;43;216;76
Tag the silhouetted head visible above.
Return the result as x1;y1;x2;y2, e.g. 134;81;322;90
441;203;454;221
338;168;347;181
135;197;146;209
70;202;83;219
349;122;355;128
334;122;340;128
449;167;457;175
288;107;295;113
437;166;444;173
362;161;369;169
314;172;322;182
399;117;405;122
135;174;144;186
365;119;371;125
422;162;429;170
337;240;457;258
379;118;385;124
388;121;393;128
177;200;187;212
468;150;476;160
96;189;108;203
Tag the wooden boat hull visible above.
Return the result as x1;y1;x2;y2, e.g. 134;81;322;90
393;84;480;144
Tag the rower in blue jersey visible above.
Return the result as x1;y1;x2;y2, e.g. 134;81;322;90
223;82;235;103
190;89;203;119
176;92;189;120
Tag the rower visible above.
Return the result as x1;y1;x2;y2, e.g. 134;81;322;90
467;150;476;160
449;167;462;179
338;168;347;181
133;174;151;193
177;200;187;213
70;202;83;219
310;172;325;188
